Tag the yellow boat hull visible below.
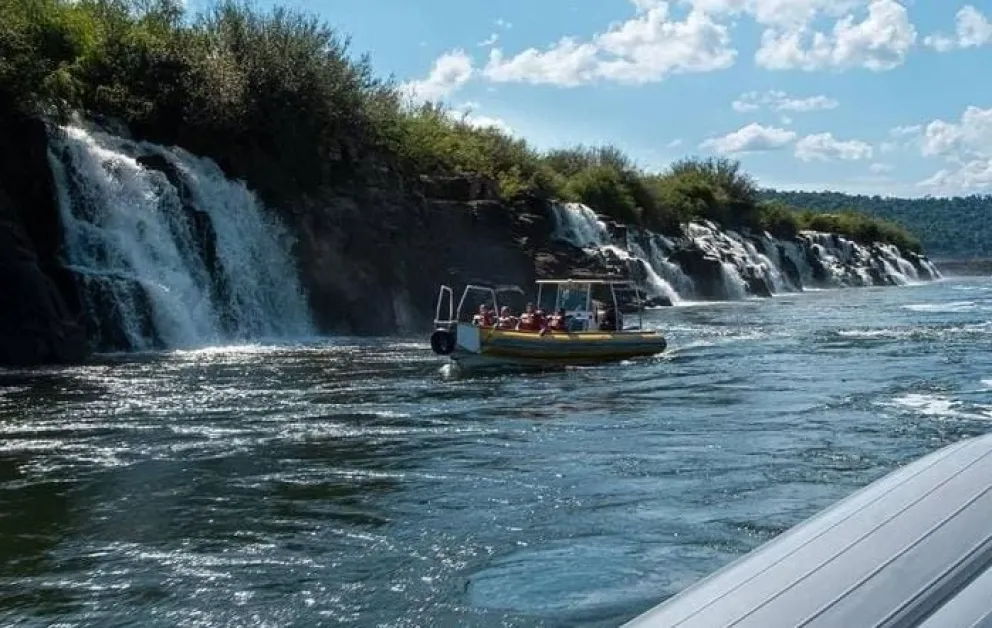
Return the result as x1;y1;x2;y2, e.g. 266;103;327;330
444;323;667;370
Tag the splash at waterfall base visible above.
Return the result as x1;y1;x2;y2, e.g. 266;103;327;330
430;280;668;373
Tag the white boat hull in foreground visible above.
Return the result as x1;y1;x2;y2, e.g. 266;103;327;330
625;432;992;627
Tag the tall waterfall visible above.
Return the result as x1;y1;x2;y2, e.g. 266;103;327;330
549;202;941;304
48;124;314;351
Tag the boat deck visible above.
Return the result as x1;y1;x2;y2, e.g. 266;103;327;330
624;432;992;627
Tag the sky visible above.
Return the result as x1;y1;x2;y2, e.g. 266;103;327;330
186;0;992;198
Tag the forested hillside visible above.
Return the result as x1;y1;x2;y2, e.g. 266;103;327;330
759;190;992;258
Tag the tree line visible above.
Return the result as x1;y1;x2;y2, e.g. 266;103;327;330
0;0;924;253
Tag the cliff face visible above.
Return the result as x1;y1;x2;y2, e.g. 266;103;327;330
0;114;86;365
287;176;605;335
0;117;941;365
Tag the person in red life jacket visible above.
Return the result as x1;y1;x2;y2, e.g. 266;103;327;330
540;308;568;335
472;304;495;327
516;302;541;332
495;306;518;329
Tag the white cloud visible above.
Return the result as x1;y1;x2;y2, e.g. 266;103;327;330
913;106;992;191
919;161;992;191
685;0;869;27
920;106;992;157
924;6;992;51
700;123;796;154
495;18;512;29
451;103;514;135
754;0;916;72
869;162;893;174
483;2;736;86
732;90;838;113
890;124;922;137
484;39;600;87
478;33;499;47
400;50;475;102
794;132;873;161
666;138;684;147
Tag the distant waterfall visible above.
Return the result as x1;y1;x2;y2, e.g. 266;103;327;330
548;202;941;305
48;124;314;351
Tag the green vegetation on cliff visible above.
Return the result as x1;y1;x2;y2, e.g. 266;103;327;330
759;190;991;258
1;0;921;253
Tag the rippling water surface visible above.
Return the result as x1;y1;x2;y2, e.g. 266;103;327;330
2;277;991;627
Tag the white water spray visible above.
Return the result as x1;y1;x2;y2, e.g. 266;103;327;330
48;124;314;350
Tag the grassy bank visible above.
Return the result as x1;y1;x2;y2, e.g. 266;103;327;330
0;0;922;253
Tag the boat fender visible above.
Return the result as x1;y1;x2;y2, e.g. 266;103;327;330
430;329;456;355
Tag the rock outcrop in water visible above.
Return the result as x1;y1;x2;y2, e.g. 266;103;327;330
0;116;942;365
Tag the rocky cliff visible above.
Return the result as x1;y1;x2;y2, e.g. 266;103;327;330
0;118;941;365
0;114;87;365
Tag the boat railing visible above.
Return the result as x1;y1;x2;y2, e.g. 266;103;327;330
433;283;501;329
433;285;455;328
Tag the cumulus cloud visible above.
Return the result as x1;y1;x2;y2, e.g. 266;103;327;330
754;0;916;72
794;133;873;161
700;123;796;154
912;106;992;191
450;103;514;135
482;1;736;86
919;106;992;158
732;90;838;113
924;6;992;52
681;0;864;28
400;50;474;102
869;162;894;174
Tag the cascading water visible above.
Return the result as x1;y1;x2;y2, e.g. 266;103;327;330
550;202;681;303
548;202;940;304
48;124;314;351
549;202;611;249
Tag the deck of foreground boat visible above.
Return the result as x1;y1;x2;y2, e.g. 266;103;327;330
624;431;992;627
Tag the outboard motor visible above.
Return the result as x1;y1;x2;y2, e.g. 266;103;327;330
430;326;456;355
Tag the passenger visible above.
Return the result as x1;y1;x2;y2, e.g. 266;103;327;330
472;304;495;327
495;306;518;329
541;308;568;334
532;306;546;330
516;302;541;332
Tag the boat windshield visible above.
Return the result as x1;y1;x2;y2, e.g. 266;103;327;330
557;285;590;311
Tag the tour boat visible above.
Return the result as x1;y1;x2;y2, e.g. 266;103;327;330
429;278;667;372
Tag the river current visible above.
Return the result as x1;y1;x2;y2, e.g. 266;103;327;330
1;276;991;627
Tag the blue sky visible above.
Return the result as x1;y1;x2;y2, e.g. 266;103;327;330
187;0;992;198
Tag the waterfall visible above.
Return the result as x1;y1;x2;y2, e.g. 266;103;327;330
550;202;680;303
550;202;611;249
48;124;314;351
548;202;940;305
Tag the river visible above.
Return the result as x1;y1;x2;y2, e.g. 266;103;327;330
1;276;990;627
